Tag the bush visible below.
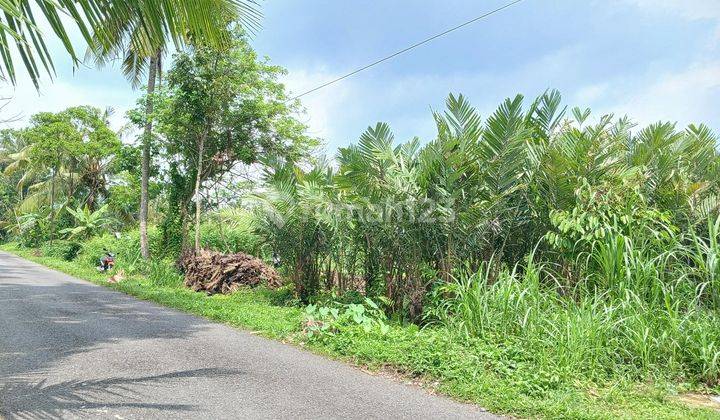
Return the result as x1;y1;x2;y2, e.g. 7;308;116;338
41;240;82;261
197;209;259;254
17;223;47;248
198;223;259;254
79;227;162;272
79;217;258;274
146;259;184;288
12;214;50;248
160;209;260;258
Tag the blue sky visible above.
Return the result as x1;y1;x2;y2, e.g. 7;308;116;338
5;0;720;151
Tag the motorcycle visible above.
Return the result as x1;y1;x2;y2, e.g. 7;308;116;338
97;249;115;272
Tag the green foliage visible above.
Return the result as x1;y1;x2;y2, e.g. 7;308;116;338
25;113;83;169
254;92;720;317
252;158;336;302
0;0;259;88
158;162;189;257
60;204;116;239
197;209;259;254
249;91;720;411
545;180;676;256
79;228;162;271
106;172;141;224
2;106;123;239
156;29;316;251
41;240;82;261
10;212;50;247
0;174;18;239
684;216;720;311
304;297;390;338
146;259;184;288
430;250;720;386
3;86;720;419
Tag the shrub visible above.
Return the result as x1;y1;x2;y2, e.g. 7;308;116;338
303;297;390;339
11;213;50;248
79;227;162;272
146;259;184;288
197;222;259;254
434;246;720;387
41;240;82;261
197;209;259;254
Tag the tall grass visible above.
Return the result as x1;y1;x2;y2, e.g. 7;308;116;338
684;216;720;311
146;259;184;288
434;233;720;387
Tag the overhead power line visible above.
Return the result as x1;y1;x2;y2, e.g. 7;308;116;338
289;0;526;101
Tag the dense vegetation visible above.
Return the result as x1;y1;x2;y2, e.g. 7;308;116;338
252;92;720;390
0;2;718;418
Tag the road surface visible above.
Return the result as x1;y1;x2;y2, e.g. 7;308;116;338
0;251;496;419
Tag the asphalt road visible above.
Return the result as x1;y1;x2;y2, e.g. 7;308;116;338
0;251;497;419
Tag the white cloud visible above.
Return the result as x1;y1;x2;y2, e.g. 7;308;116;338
565;59;720;133
282;45;591;149
280;36;720;153
1;74;135;134
621;0;720;52
281;65;356;144
622;0;720;21
619;61;720;127
573;83;609;105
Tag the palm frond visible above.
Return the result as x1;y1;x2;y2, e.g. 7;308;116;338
0;0;262;88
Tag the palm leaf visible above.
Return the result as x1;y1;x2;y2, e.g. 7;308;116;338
0;0;261;88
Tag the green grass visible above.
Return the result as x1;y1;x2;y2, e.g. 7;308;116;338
2;242;719;420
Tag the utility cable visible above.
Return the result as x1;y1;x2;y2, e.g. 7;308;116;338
289;0;526;101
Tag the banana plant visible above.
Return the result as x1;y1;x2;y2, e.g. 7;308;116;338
60;204;115;240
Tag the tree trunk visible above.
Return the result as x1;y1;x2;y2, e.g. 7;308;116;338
49;167;56;243
215;187;229;251
180;204;190;249
193;133;206;252
140;51;160;260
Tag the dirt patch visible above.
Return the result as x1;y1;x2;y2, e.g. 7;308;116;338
675;393;720;412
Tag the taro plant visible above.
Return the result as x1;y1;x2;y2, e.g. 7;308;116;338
303;297;390;338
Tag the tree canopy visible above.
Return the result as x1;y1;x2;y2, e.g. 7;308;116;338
154;30;316;251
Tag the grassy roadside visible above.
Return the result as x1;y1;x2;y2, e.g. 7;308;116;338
2;243;718;420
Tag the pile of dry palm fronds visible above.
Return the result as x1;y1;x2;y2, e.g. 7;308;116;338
179;249;281;294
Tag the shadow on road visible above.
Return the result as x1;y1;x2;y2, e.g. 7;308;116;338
0;261;209;375
0;256;231;417
1;368;244;419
